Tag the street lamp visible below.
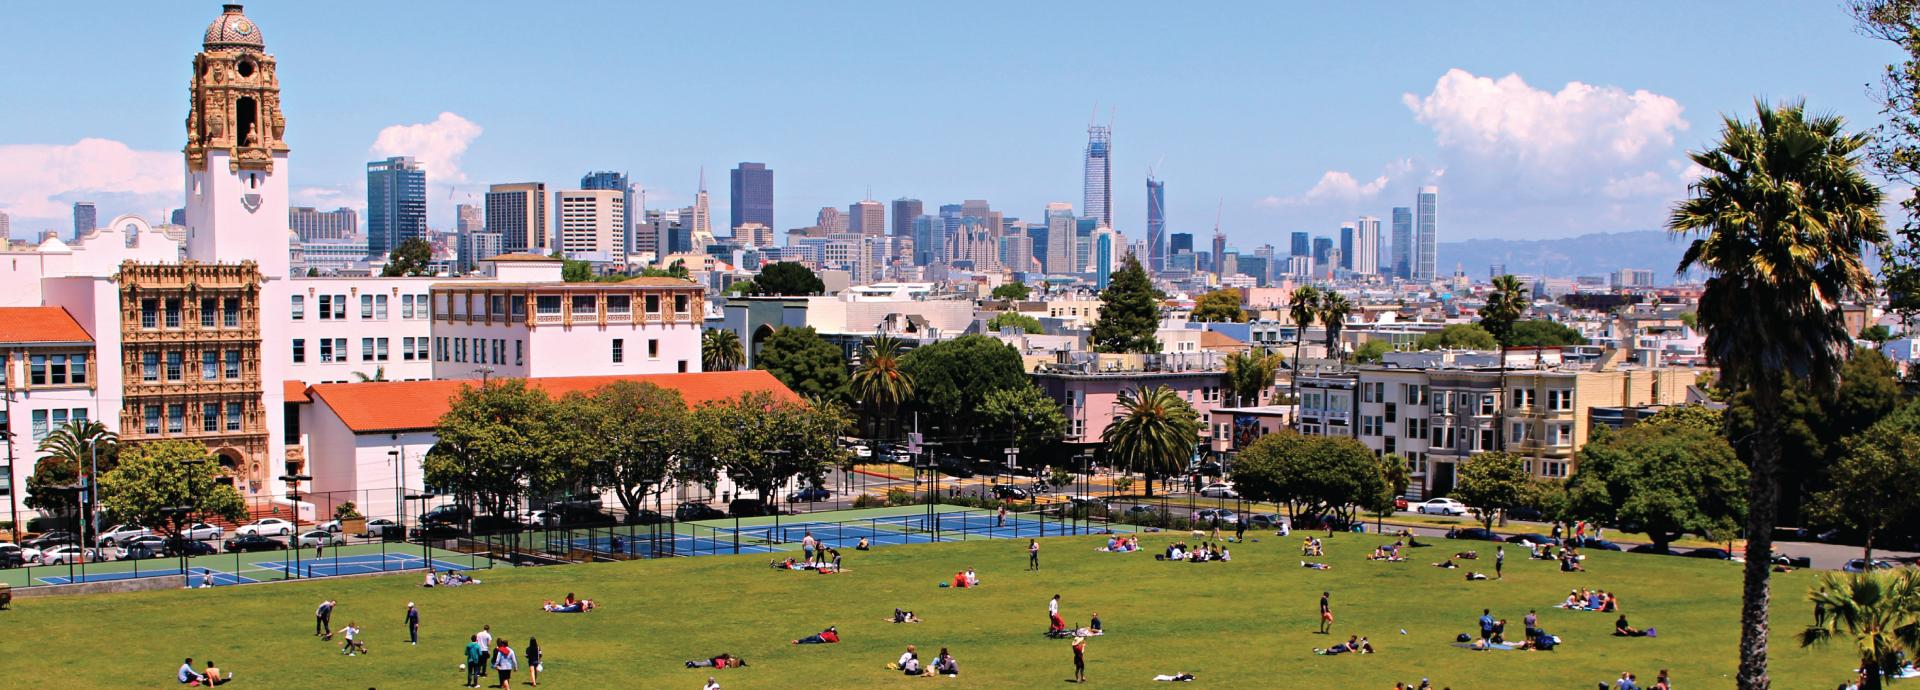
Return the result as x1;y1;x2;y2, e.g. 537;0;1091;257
387;449;403;524
280;474;311;580
175;456;208;586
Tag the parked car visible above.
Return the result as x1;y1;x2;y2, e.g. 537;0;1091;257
990;485;1031;501
1415;498;1471;516
1567;537;1622;551
1844;558;1898;573
1066;495;1111;511
675;502;725;522
1506;533;1558;546
1505;506;1546;522
1192;508;1239;525
119;542;167;561
408;522;466;541
1448;527;1503;541
1683;547;1738;561
1246;513;1289;530
1393;496;1410;511
524;510;562;528
172;538;218;556
469;515;524;534
625;510;668;525
224;533;285;553
419;504;474;525
96;523;153;547
1124;505;1161;518
728;499;771;518
358;518;401;538
0;543;27;568
935;457;976;478
236;518;295;537
23;531;77;550
1772;553;1813;569
788;486;834;502
118;535;168;553
1198;483;1239;499
1627;543;1675;555
182;523;223;541
296;530;345;548
38;545;107;565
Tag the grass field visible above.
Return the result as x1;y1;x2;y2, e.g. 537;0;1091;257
0;521;1860;689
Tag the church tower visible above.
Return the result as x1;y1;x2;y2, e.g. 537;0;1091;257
183;4;290;280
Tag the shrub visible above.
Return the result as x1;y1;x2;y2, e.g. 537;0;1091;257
334;501;363;520
850;493;881;509
886;488;915;507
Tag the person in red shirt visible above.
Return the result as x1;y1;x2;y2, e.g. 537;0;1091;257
792;626;839;644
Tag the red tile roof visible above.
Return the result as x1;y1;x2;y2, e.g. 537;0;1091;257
308;370;800;434
1200;330;1248;351
486;252;561;262
284;380;311;403
0;307;92;344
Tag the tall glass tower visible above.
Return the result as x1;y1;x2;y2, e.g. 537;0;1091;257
1083;125;1112;228
730;162;773;231
366;156;426;257
1390;206;1413;280
1145;176;1165;273
1415;186;1438;281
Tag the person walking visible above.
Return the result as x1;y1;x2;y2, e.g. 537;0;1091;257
1028;539;1040;571
492;638;518;689
475;625;493;670
998;505;1008;527
525;637;543;687
315;599;335;638
1234;519;1246;543
463;635;487;688
1495;546;1505;579
1071;633;1087;683
404;602;419;645
1318;591;1333;634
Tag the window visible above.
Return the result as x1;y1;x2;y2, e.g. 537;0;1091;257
1070;418;1086;439
434;337;447;362
1479;394;1496;416
164;299;182;328
28;355;46;385
674;294;690;313
361;294;374;319
361;338;375;362
536;295;562;316
1540;461;1568;478
612;338;624;363
1510;387;1535;408
678;360;689;373
1304;392;1324;412
1384;435;1396;455
376;338;389;361
167;404;185;434
1402;383;1426;405
165;351;183;381
606;295;631;314
645;294;660;314
492;339;504;365
400;294;415;319
1432;424;1456;451
1384;402;1397;423
70;353;86;385
648;339;660;359
1409;453;1428;475
291;295;305;320
1547;389;1573;412
1550;422;1573;446
1479;427;1496;452
515;340;524;366
1404;417;1427;440
318;294;334;320
224;350;240;379
225;402;242;431
489;295;506;317
143;352;159;381
320;339;336;363
511;297;526;321
202;351;219;380
292;339;306;364
30;410;48;441
1511;421;1530;442
201;298;217;328
402;338;417;361
202;403;220;432
1362;381;1384;403
144;405;161;435
454;338;465;363
224;298;239;328
572;295;597;317
141;299;158;329
318;294;346;320
1361;415;1382;436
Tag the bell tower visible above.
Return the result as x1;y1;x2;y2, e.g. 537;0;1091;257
183;4;290;280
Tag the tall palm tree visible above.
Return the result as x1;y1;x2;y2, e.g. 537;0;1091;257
1224;350;1281;408
1102;385;1202;497
1671;100;1885;689
702;328;744;372
1480;274;1530;346
36;419;118;539
1799;569;1920;690
1318;292;1353;361
351;366;387;382
850;334;914;441
1287;285;1321;428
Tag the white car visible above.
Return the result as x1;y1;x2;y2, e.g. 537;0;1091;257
182;522;224;541
1844;558;1898;573
95;523;152;547
1416;498;1471;516
296;530;344;548
1193;508;1239;525
359;518;401;538
525;511;561;528
1198;483;1239;499
237;518;295;537
38;545;107;565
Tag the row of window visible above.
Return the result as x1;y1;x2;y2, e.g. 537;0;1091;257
290;294;429;321
29;408;89;441
1353;415;1573;449
24;353;90;386
436;337;522;367
140;402;243;436
1357;381;1575;413
138;297;242;330
140;350;244;383
527;293;691;318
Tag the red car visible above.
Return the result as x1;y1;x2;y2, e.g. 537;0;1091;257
1393;496;1410;511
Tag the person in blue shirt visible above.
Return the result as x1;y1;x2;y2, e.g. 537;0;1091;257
405;602;420;645
177;658;207;685
1479;609;1496;642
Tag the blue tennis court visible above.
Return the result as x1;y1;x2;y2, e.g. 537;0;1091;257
255;553;480;578
554;534;782;558
36;566;257;586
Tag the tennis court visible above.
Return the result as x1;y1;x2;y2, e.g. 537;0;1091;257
551;533;782;558
36;566;258;586
17;543;491;588
256;552;483;578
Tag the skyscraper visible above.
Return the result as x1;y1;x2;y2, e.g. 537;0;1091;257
366;156;426;257
1290;231;1310;257
891;198;922;237
1169;232;1193;256
455;203;483;234
580;170;633;254
817;207;847;234
1415;186;1439;281
1145;175;1166;273
1312;237;1333;269
1353;216;1381;276
554;189;626;262
1390;206;1413;280
1093;226;1121;289
1212;230;1227;278
0;210;10;239
849;199;885;236
912;215;942;266
288;206;359;242
730;162;773;231
486;182;549;253
1083;125;1112;228
689;169;713;247
72;201;97;239
1044;203;1075;274
1338;222;1355;271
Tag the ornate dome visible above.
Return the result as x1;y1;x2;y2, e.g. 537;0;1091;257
203;4;264;50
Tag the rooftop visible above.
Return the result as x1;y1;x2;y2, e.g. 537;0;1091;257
0;307;93;345
306;370;799;434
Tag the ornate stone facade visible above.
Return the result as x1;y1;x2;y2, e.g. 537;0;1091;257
185;4;287;173
115;260;270;496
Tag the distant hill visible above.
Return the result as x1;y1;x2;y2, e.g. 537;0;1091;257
1435;230;1693;283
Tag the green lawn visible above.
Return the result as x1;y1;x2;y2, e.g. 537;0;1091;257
0;521;1860;689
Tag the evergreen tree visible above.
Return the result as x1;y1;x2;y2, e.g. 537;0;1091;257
1090;254;1160;353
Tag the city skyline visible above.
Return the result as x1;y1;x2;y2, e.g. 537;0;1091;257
0;2;1899;248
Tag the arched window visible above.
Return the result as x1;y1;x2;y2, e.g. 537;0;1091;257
236;96;258;146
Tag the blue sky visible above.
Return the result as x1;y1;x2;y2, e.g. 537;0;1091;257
0;1;1902;248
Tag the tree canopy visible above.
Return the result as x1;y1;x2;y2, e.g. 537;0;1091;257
381;237;433;277
1414;323;1498;351
556;381;694;521
1814;401;1920;560
899;334;1029;445
986;311;1045;335
423;379;571;518
755;262;826;296
1102;385;1202;496
990;282;1032;301
686;391;848;507
753;326;850;403
1190;289;1247;323
702;328;744;372
97;440;246;537
1504;320;1589;347
1090;254;1161;353
1450;451;1541;531
1567;417;1748;551
1351;340;1391;364
979;384;1069;470
1231;431;1392;527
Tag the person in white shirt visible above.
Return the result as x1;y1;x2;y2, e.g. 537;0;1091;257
897;644;919;674
475;625;493;667
704;677;722;690
1049;594;1060;617
340;622;363;655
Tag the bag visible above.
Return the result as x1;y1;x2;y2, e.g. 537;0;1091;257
1455;633;1471;643
535;663;543;672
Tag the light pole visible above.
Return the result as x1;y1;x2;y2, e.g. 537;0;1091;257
280;474;311;580
176;456;208;585
388;449;403;525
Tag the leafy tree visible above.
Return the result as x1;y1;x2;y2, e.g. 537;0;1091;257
1450;452;1537;531
1230;431;1386;527
851;335;914;439
724;279;757;296
899;334;1028;444
690;391;849;508
756;262;825;296
1089;254;1161;353
1678;311;1700;330
640;259;690;280
1101;385;1202;497
1480;274;1530;344
990;282;1031;301
26;420;119;529
1861;324;1896;345
1815;402;1920;561
1672;100;1885;687
96;440;246;538
1567;419;1748;552
1414;323;1498;351
423;379;569;519
1190;289;1247;323
381;237;433;277
558;381;692;522
1799;569;1920;690
980;384;1069;471
1223;350;1280;407
1855;1;1920;322
351;366;387;382
753;326;850;402
1504;320;1589;347
561;258;593;282
1319;292;1353;359
1642;404;1726;434
986;312;1044;334
306;267;319;277
1352;340;1391;364
702;328;744;372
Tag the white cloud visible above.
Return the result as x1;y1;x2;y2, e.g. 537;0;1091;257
1289;170;1390;205
368;112;483;183
0;138;180;229
1602;171;1670;200
1403;69;1688;176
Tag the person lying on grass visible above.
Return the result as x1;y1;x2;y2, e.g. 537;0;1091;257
1433;559;1459;569
1301;561;1332;570
892;608;921;623
792;626;840;644
1314;635;1374;655
684;653;746;668
771;557;840;573
542;593;596;613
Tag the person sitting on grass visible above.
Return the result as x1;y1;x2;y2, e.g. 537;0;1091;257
932;648;958;676
202;660;232;686
1613;614;1653;638
856;537;870;551
793;626;840;644
894;646;922;675
684;653;746;669
1561;551;1586;573
1090;612;1103;634
963;568;979;587
893;608;921;624
1300;561;1332;570
422;570;436;587
542;594;595;613
178;658;208;686
1601;591;1619;613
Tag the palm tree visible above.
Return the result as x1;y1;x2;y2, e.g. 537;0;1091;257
1287;286;1321;429
1102;385;1202;498
702;328;744;372
1671;100;1885;689
36;419;118;539
1318;292;1353;361
1799;569;1920;690
1224;350;1281;408
850;334;914;441
1480;274;1530;345
351;366;387;382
